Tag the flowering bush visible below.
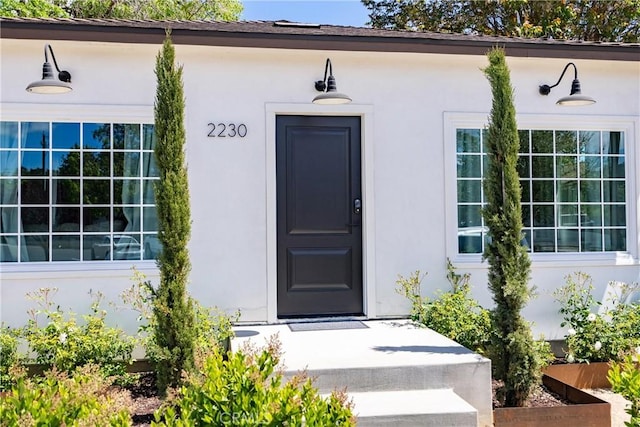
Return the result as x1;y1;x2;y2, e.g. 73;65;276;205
554;272;640;363
0;326;19;391
608;350;640;426
20;288;136;378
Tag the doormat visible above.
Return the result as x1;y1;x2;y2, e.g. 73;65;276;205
288;321;368;332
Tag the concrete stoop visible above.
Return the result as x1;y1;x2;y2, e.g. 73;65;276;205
232;319;492;427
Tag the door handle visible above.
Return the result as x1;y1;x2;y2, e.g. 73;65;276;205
353;198;361;215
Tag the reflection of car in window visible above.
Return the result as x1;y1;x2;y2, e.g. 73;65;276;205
92;235;143;260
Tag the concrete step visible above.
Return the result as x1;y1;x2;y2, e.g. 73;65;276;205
233;319;492;426
349;389;478;427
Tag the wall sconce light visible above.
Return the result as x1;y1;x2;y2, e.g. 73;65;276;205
26;44;72;94
538;62;595;106
313;58;351;105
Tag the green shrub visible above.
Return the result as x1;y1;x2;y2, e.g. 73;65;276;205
0;364;132;426
396;260;492;353
20;287;135;378
554;273;640;363
608;352;640;426
152;337;355;426
0;326;19;391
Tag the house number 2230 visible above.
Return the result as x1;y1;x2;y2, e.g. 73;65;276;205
207;122;247;138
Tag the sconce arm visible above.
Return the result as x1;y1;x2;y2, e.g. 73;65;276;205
539;62;577;95
314;58;333;92
44;43;71;83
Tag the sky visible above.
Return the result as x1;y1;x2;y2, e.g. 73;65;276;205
241;0;370;27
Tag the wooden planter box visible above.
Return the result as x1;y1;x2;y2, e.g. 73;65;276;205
493;366;612;427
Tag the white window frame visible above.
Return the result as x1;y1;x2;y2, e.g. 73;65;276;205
0;102;157;273
444;112;639;267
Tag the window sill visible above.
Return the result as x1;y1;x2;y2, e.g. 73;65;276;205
451;252;638;270
0;260;159;277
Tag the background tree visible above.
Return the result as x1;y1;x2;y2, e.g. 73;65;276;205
1;0;242;20
150;33;196;395
482;47;541;407
362;0;640;42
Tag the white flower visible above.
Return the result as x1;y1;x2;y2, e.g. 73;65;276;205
59;333;67;344
594;341;602;351
635;346;640;355
567;328;576;336
587;313;597;322
566;354;575;363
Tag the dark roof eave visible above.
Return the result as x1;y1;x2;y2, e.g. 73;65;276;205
1;18;638;62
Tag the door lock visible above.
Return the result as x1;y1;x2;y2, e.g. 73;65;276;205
353;199;361;214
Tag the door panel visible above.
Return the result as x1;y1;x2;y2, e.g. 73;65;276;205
276;116;362;317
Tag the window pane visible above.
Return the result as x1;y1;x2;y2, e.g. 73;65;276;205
520;180;530;202
0;151;18;176
83;151;110;176
114;206;140;232
532;180;553;202
114;152;140;177
52;123;80;149
457;155;481;178
580;156;601;178
112;234;142;260
532;130;553;153
0;236;18;262
604;205;626;227
557;181;577;203
0;122;18;149
458;205;482;228
581;229;602;252
22;235;48;262
21;151;49;176
1;206;19;233
456;129;481;153
521;205;531;227
85;234;109;260
143;124;156;150
556;156;577;178
556;131;577;154
21;122;48;149
604;229;626;251
114;180;140;204
53;207;80;231
603;132;624;155
53;179;80;204
143;234;162;259
83;123;110;149
580;181;601;202
579;131;600;154
22;179;49;204
558;205;578;227
581;205;602;227
532;229;555;252
52;236;80;261
113;124;140;150
143;207;158;232
22;207;49;232
603;181;625;202
533;205;554;227
143;153;159;178
83;207;110;232
458;230;484;254
457;180;481;203
83;180;110;204
0;179;18;204
52;151;80;176
532;156;553;178
557;229;579;252
603;156;625;178
143;180;156;204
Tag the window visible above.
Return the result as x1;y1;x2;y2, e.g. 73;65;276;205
0;121;161;263
456;128;626;254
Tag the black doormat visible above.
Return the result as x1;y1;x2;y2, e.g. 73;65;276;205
288;320;368;332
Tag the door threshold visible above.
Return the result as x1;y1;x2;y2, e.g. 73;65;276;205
276;315;367;325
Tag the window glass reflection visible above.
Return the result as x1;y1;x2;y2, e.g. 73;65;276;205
52;123;80;149
83;123;110;149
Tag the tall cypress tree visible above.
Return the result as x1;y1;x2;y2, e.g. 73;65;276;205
152;33;195;395
482;48;540;407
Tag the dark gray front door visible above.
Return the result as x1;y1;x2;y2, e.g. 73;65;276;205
276;115;363;317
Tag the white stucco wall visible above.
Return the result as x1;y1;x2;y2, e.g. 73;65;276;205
1;37;639;340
